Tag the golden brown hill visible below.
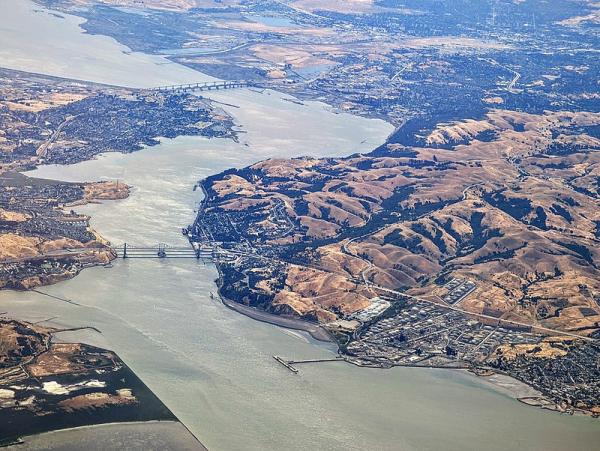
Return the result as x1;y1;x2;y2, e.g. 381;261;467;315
0;173;127;290
200;109;600;335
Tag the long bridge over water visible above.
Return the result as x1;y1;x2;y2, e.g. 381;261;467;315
148;80;253;94
113;243;237;261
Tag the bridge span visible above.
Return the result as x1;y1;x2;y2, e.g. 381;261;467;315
148;80;252;94
113;243;236;261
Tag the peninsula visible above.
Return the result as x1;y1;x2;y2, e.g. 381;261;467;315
193;107;600;416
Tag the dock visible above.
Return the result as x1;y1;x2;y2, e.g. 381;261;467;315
288;357;344;365
272;356;345;374
273;355;298;373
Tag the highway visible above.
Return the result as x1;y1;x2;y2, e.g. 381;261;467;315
199;239;597;343
36;114;79;158
370;284;596;342
390;63;413;82
0;246;108;265
478;57;521;93
161;41;255;57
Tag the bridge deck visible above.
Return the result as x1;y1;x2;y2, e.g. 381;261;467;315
113;244;225;259
149;80;251;93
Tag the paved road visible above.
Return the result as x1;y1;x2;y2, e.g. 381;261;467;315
215;244;597;342
0;247;106;265
370;284;596;342
36;115;78;158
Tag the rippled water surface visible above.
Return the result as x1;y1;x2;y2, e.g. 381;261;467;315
0;1;598;449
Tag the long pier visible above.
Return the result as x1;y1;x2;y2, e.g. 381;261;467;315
149;80;251;94
273;356;299;374
272;355;345;374
288;358;344;365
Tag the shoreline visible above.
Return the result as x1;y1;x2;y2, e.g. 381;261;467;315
0;317;208;449
216;283;334;343
216;287;594;417
2;5;597;449
195;182;598;420
213;267;600;418
209;257;590;418
197;181;333;344
5;420;207;450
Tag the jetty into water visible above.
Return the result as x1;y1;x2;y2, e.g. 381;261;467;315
273;356;299;374
272;355;345;374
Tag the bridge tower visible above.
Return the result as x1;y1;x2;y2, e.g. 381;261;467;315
123;242;128;259
157;243;167;258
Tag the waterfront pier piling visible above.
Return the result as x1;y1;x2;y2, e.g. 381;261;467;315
272;356;345;374
272;355;299;374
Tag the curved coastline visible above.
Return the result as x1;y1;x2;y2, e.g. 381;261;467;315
1;1;600;449
215;273;334;343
